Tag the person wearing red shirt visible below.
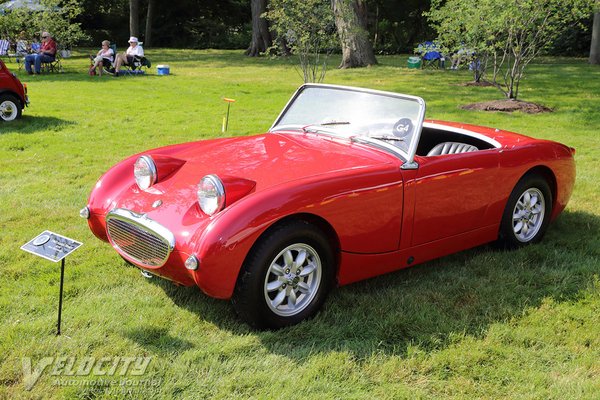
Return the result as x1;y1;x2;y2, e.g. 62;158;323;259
24;32;57;75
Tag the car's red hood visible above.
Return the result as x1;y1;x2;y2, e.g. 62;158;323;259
150;132;397;192
88;131;401;225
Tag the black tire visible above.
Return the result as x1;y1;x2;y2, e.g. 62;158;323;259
232;220;334;329
0;94;22;122
498;174;552;248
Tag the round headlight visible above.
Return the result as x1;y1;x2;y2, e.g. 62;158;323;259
197;174;225;216
134;155;157;190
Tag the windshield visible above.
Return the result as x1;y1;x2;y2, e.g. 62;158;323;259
270;84;425;162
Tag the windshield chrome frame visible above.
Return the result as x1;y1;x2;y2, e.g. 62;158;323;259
269;83;426;167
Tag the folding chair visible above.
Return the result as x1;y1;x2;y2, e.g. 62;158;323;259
13;40;29;70
41;52;63;73
416;41;445;69
0;39;10;61
122;55;151;75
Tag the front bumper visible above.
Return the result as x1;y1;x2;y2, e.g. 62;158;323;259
87;207;197;286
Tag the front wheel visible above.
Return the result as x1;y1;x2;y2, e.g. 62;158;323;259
232;220;334;329
498;174;552;248
0;94;22;122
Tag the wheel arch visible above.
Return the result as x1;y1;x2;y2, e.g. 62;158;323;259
238;212;342;284
0;90;23;108
519;165;557;211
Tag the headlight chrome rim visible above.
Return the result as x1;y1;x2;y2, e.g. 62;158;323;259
134;155;158;190
197;174;226;216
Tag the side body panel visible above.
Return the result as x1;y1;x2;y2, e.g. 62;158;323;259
339;131;576;285
411;149;501;245
191;167;404;298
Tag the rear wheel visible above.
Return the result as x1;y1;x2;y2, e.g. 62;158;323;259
232;220;334;329
498;174;552;248
0;94;22;122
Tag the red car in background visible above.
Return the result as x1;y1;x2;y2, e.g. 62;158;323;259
82;84;576;329
0;59;28;122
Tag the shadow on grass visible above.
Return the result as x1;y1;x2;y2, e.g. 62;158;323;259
150;209;599;360
14;71;155;83
0;116;74;135
124;326;195;354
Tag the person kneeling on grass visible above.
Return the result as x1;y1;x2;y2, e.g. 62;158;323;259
89;40;115;76
113;36;144;76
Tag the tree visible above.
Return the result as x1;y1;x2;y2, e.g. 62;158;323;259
591;7;600;64
427;0;489;82
267;0;338;82
429;0;594;100
0;0;87;49
331;0;377;68
245;0;271;56
144;0;155;47
369;0;433;54
129;0;139;37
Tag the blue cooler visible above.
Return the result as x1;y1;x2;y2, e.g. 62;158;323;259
157;65;170;75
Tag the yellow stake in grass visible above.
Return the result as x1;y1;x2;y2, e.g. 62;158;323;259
222;98;236;132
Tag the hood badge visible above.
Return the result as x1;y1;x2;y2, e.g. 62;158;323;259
152;200;163;208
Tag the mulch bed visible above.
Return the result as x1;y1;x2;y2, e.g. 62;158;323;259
457;81;495;87
460;99;553;114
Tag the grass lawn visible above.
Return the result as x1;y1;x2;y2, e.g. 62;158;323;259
1;49;599;399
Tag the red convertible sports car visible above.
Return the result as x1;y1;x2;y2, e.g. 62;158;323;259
82;84;575;329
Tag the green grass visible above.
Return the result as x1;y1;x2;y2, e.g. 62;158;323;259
1;49;599;399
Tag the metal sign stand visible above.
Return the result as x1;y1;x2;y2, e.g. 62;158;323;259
21;231;82;335
57;258;66;335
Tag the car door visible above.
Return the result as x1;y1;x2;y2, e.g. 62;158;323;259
410;149;501;246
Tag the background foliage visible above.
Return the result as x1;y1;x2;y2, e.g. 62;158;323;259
266;0;338;82
427;0;595;99
0;0;87;48
77;0;251;48
1;0;594;55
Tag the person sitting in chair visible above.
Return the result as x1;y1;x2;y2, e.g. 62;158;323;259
16;31;29;58
113;36;144;76
24;32;56;75
90;40;114;76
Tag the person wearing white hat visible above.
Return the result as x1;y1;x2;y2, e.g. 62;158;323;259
113;36;144;76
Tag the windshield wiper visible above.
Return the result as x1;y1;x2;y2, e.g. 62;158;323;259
320;121;351;126
369;135;404;142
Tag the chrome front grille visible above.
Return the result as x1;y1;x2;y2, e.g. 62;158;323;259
106;208;175;267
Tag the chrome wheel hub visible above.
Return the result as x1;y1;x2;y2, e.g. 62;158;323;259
264;243;322;317
0;100;17;121
512;188;545;242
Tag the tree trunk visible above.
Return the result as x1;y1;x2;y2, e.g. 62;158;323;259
245;0;272;57
130;0;139;37
331;0;377;68
144;0;155;47
591;12;600;64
